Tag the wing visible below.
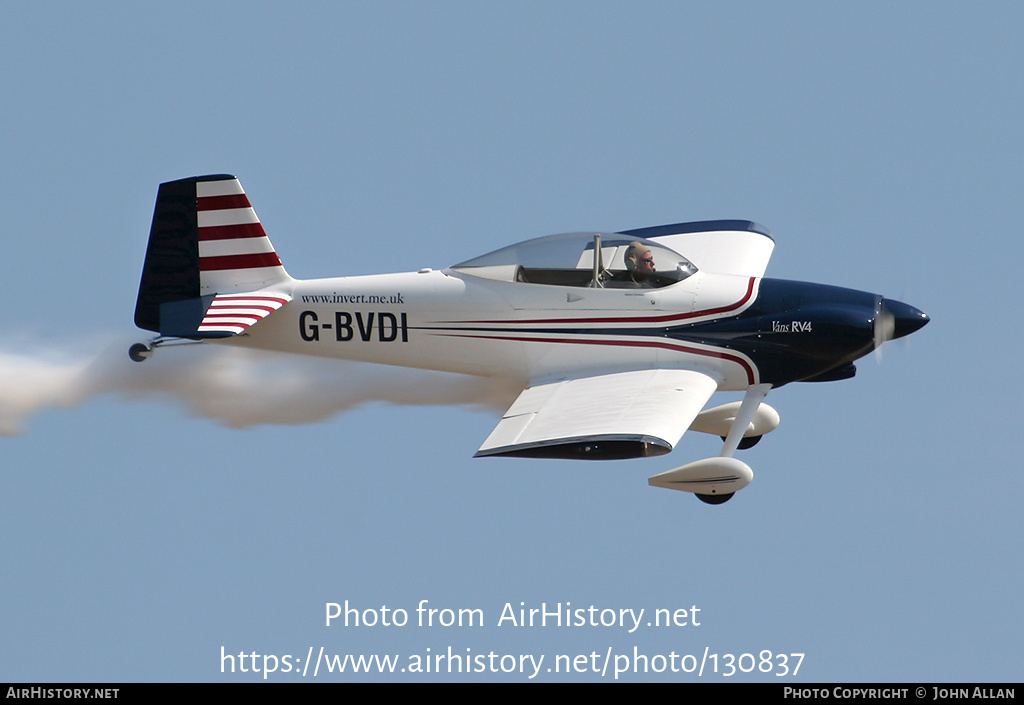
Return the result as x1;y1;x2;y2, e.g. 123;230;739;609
475;368;721;460
620;220;775;279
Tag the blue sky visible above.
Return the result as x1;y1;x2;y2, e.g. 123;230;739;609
1;2;1020;682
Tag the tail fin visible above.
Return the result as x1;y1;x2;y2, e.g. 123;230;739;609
134;175;292;336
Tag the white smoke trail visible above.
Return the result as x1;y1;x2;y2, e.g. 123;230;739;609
0;335;522;436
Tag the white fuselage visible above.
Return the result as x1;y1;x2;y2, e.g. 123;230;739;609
230;267;760;391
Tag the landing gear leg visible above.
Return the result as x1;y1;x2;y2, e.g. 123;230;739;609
719;384;772;458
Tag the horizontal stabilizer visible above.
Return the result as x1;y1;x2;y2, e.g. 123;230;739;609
197;292;291;336
159;291;291;338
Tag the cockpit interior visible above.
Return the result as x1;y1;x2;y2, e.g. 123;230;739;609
451;233;697;289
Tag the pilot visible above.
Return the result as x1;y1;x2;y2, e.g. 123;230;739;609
624;241;657;286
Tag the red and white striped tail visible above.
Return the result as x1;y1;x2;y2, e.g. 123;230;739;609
196;177;291;295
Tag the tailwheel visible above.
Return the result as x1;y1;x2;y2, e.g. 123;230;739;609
696;492;734;505
128;343;153;362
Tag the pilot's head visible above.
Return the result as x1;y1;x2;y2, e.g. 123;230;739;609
626;241;656;278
